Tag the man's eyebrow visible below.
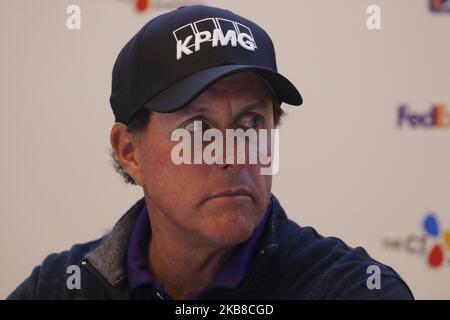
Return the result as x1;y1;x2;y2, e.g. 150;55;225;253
185;105;210;114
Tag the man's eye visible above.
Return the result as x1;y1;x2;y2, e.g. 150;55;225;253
239;114;263;129
184;120;211;133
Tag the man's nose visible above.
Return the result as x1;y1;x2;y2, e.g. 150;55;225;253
218;131;254;169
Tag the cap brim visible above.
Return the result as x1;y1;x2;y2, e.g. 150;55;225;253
143;64;302;113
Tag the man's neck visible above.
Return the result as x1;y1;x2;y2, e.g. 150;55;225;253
148;234;233;299
145;204;235;299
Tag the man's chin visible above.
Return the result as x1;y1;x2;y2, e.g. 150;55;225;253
206;230;254;248
200;210;258;247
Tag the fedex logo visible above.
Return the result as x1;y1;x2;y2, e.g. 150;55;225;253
173;17;257;60
397;104;450;128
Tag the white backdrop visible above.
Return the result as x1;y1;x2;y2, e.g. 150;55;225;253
1;0;449;299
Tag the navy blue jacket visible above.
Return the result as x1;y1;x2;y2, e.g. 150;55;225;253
7;195;414;300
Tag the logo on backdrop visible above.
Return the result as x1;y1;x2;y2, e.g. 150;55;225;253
397;104;450;129
383;212;450;268
430;0;450;12
120;0;204;13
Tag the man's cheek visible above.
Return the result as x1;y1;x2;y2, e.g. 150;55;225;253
255;170;272;192
145;143;178;167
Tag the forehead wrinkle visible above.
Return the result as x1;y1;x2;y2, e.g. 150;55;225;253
174;103;211;118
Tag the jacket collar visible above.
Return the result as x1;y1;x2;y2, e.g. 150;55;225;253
84;198;146;287
84;194;287;288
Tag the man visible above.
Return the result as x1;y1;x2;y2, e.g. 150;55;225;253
8;5;413;300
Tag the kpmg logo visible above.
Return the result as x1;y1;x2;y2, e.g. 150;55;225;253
383;212;450;268
173;18;257;60
397;104;450;128
430;0;450;12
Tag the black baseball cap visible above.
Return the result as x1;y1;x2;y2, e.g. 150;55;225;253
110;5;303;125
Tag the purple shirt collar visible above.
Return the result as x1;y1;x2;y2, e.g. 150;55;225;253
126;196;273;299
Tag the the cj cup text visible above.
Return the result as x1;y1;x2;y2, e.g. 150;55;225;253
170;121;279;175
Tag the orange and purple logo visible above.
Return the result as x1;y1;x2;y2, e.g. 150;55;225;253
430;0;450;12
397;104;450;128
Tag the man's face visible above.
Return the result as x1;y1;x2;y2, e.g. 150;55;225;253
135;71;275;247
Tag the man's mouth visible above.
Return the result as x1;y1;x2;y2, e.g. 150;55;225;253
207;187;253;201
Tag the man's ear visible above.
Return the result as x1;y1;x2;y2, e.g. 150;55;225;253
110;123;144;186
